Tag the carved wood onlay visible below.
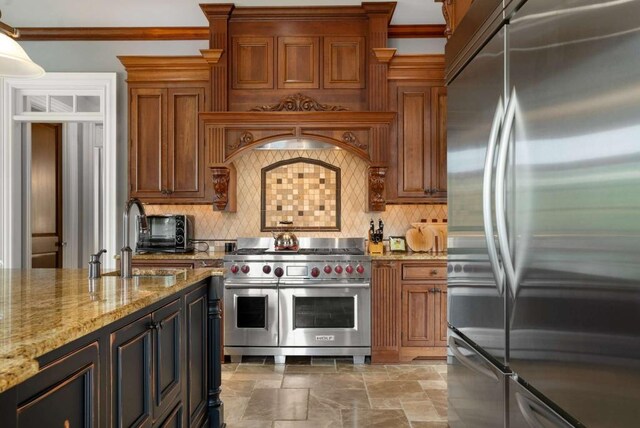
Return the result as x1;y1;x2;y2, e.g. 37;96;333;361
434;0;473;39
200;49;224;65
368;166;387;212
373;48;397;64
249;93;348;112
342;131;368;151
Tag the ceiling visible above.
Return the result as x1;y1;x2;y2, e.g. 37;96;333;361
1;0;445;27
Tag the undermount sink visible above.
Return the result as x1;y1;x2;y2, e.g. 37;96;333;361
103;268;188;279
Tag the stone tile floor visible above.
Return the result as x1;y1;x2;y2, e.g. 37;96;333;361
221;356;449;428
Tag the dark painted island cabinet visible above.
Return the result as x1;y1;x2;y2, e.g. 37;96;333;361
0;276;224;428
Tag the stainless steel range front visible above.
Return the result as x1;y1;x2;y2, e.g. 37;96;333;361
224;238;371;364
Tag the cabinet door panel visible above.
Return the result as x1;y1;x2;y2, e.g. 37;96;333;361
402;284;436;347
397;86;431;197
232;37;274;89
130;88;166;198
111;314;153;428
153;299;182;419
186;286;208;424
167;88;205;198
17;343;99;428
323;36;365;89
156;402;183;428
278;37;320;89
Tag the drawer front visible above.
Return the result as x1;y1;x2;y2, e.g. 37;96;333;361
402;264;447;281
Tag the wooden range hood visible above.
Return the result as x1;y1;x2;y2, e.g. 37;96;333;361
202;94;395;212
200;2;400;212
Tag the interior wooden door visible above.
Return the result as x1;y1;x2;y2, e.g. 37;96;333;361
31;123;63;268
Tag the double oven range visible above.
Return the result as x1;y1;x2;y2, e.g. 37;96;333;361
224;238;371;364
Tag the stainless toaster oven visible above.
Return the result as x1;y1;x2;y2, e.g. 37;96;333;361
136;214;194;253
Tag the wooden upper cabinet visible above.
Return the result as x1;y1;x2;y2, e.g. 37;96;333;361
397;84;432;198
129;86;206;203
389;79;447;203
130;88;166;198
323;36;366;89
232;37;274;89
277;37;320;89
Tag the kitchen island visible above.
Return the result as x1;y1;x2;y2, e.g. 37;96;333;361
0;268;224;428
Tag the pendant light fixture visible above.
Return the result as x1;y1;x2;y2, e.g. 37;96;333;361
0;11;44;78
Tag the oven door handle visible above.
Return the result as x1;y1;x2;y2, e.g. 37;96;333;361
278;282;370;289
225;282;279;289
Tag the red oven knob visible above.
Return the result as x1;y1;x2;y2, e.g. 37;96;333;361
230;265;239;274
335;265;343;274
324;265;332;274
345;265;354;274
311;267;320;278
241;265;250;274
274;267;284;277
356;264;365;274
263;265;272;274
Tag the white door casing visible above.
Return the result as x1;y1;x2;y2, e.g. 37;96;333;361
1;73;117;268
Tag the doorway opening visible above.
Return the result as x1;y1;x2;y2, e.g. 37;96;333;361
1;73;117;268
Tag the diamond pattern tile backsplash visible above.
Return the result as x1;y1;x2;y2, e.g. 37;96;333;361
145;149;447;241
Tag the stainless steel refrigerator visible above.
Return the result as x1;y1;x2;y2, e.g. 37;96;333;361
446;1;640;427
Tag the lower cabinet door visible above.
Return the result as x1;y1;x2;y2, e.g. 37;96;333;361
16;342;100;428
155;402;183;428
111;314;154;428
185;286;208;425
401;283;437;347
152;299;182;419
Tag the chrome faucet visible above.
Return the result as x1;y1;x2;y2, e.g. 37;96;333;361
121;198;148;278
88;249;107;279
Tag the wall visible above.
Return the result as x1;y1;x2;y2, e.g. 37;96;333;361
145;149;447;240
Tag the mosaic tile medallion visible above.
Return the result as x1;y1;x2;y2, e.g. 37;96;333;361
261;157;340;231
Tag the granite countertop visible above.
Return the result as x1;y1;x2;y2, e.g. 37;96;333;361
129;250;227;260
0;268;223;394
369;251;448;261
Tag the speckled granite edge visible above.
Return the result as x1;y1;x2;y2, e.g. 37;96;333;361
124;250;227;260
0;268;223;393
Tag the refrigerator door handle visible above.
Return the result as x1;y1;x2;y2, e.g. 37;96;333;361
449;335;500;382
515;392;573;428
495;87;518;298
482;97;506;296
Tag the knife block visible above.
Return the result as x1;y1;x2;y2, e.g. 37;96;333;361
368;232;384;255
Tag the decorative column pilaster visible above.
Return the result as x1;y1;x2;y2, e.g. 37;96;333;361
200;4;234;111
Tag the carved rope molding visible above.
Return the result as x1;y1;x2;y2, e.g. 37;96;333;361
249;93;348;112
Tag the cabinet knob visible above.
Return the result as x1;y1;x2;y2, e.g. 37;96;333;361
433;188;440;194
424;188;433;195
147;321;162;331
430;269;438;275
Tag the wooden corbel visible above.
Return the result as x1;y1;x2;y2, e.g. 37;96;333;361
368;166;387;212
210;164;236;212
